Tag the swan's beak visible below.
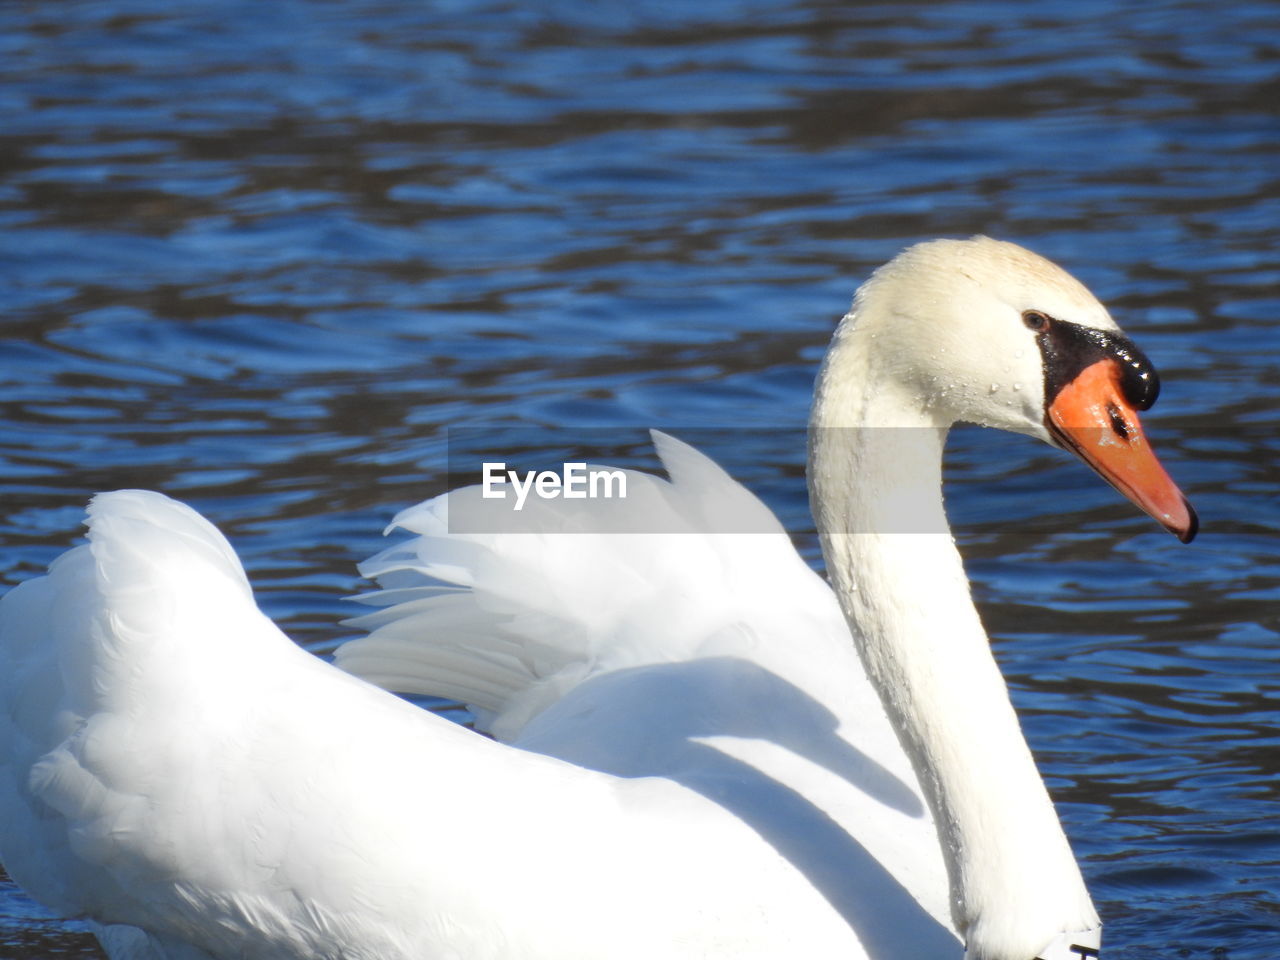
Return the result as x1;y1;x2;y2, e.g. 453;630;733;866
1046;358;1198;542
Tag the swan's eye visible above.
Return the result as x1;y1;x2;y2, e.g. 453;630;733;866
1022;310;1051;331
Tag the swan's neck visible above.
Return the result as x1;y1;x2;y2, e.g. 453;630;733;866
809;323;1098;960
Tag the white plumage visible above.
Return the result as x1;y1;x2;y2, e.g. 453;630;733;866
0;238;1194;959
1;452;951;959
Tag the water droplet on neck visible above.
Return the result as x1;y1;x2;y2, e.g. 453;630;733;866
989;383;1000;393
1012;382;1023;392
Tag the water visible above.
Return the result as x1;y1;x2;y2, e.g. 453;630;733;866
1;0;1277;956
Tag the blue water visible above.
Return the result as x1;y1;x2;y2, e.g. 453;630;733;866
1;1;1277;956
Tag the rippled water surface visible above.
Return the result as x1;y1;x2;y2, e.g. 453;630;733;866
1;1;1278;957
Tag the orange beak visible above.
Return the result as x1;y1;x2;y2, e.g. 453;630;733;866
1046;359;1197;542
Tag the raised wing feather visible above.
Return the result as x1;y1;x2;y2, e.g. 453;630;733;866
338;430;828;739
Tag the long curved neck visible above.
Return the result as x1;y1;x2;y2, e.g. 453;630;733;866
808;320;1098;960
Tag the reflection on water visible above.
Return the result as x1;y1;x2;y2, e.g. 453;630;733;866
1;1;1277;957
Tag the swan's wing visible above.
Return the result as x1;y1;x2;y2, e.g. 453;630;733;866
337;430;836;740
1;490;881;959
0;491;265;927
0;491;450;952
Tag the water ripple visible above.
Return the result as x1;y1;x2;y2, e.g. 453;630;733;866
1;1;1277;956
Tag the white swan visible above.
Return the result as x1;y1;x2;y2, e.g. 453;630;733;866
0;237;1194;960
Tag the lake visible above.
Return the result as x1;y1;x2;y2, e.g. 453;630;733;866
0;0;1277;957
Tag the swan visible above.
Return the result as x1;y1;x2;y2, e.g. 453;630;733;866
0;237;1195;960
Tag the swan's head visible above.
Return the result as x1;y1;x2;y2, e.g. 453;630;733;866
841;236;1197;541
